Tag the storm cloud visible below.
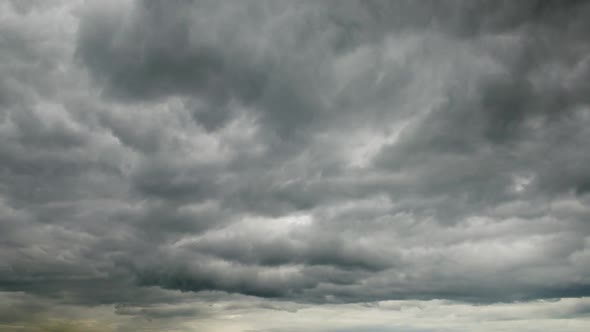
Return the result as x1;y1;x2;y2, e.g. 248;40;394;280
1;0;590;331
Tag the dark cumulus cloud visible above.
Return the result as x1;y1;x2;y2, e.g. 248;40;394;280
1;0;590;327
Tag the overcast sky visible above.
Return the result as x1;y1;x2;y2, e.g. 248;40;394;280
1;0;590;331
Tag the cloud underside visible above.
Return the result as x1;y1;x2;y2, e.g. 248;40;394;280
1;0;590;326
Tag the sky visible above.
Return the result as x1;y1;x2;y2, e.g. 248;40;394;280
1;0;590;331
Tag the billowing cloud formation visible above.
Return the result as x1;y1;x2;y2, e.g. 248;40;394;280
1;0;590;331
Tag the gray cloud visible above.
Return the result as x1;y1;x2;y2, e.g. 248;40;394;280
2;1;590;330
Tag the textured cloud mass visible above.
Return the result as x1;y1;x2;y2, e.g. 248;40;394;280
1;0;590;331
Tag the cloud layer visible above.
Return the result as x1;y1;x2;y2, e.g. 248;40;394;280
1;0;590;330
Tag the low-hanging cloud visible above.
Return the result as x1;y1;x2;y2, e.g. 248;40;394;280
1;0;590;330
